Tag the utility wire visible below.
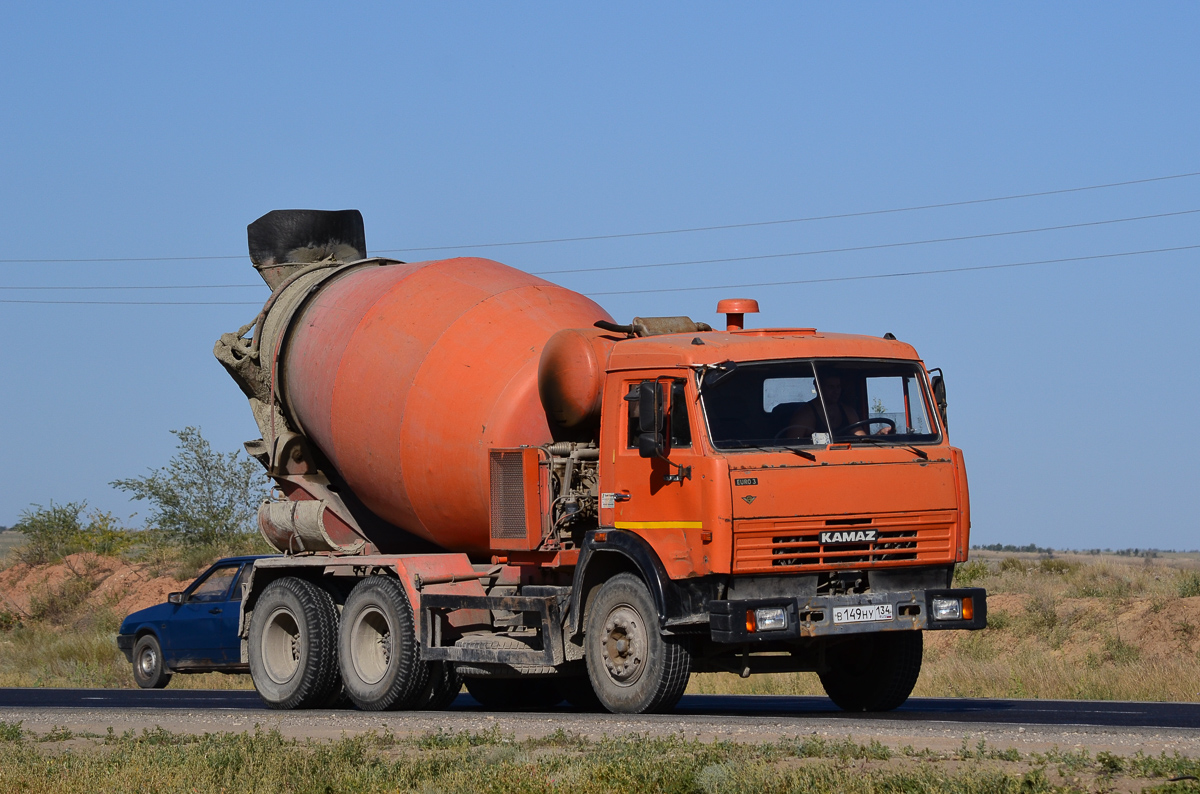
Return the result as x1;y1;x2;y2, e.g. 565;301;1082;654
4;207;1196;293
530;208;1200;276
0;299;263;305
4;244;1195;304
374;170;1200;253
586;244;1200;296
0;284;263;291
2;169;1197;264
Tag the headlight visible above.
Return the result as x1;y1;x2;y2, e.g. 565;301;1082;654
753;607;788;631
931;597;962;620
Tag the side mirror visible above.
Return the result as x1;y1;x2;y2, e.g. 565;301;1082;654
633;380;671;459
168;592;183;604
930;371;948;429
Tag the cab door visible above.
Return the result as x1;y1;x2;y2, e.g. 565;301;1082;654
605;374;713;578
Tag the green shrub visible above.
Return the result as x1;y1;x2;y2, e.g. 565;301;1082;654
111;427;268;547
1178;571;1200;598
12;502;132;565
1037;558;1077;575
954;559;990;586
999;556;1026;574
0;611;21;632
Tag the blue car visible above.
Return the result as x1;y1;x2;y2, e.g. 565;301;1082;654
117;555;276;688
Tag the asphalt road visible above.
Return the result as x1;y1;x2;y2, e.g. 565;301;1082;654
1;688;1197;730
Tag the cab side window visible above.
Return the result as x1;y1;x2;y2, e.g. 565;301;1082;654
670;380;691;448
625;380;691;449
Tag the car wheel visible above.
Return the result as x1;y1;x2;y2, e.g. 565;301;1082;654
464;677;563;710
584;573;691;714
818;631;922;712
132;635;172;689
247;577;341;710
338;576;429;711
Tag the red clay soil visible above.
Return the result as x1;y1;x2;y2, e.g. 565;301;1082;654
0;553;186;619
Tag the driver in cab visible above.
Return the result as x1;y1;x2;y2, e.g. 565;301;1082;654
781;374;892;440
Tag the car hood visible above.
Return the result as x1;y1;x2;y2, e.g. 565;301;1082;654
119;602;176;633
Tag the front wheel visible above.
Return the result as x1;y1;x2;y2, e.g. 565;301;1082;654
584;573;691;714
818;631;922;712
131;635;171;689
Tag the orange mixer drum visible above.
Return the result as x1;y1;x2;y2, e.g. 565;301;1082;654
271;257;613;556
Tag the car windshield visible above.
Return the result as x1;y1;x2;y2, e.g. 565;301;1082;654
187;565;241;602
702;359;939;450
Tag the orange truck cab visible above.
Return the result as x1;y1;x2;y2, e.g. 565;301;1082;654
216;210;986;716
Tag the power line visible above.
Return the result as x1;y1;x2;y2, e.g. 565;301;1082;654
0;284;263;291
5;207;1196;293
4;244;1194;304
585;244;1200;296
531;208;1200;276
2;169;1197;264
0;299;263;306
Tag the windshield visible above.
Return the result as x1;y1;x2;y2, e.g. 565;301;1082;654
702;359;939;450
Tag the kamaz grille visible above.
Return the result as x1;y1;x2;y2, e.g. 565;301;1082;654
489;450;527;540
732;511;956;573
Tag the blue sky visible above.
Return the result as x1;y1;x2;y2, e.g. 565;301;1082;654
1;4;1197;549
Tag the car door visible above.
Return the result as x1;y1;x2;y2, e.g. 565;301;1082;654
164;562;243;667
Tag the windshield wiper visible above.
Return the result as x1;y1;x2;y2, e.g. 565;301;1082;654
841;435;928;460
724;440;816;461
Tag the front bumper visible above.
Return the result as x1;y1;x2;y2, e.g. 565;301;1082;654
708;587;986;643
116;634;134;662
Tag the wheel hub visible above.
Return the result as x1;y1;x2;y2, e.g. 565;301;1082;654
600;605;645;686
350;606;394;686
138;647;157;675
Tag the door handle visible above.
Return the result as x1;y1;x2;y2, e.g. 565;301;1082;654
208;608;222;614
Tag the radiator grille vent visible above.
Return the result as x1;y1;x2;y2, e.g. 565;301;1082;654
489;450;527;539
732;511;956;573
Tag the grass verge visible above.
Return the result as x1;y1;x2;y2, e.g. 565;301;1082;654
0;724;1197;794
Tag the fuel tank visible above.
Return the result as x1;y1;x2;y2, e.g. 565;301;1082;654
249;255;613;556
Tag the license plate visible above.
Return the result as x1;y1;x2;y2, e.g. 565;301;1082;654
833;604;894;624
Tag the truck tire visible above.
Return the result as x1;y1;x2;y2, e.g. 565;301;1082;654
131;635;172;689
248;577;341;710
416;662;462;710
556;675;603;711
585;573;691;714
464;677;563;710
338;576;429;711
818;631;923;712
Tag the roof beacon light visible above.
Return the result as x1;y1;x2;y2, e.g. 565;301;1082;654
716;298;759;331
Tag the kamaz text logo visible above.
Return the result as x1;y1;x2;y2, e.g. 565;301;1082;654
819;529;877;545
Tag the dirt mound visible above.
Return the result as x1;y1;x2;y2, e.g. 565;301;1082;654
0;553;183;619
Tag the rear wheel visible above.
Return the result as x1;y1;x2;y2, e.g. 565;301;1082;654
584;573;691;714
247;577;341;709
556;675;603;711
338;576;429;711
818;631;922;712
131;635;172;689
464;677;563;710
416;662;462;710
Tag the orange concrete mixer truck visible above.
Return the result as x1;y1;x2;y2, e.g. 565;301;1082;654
213;209;987;714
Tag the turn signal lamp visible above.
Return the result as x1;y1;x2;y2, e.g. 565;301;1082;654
961;597;974;620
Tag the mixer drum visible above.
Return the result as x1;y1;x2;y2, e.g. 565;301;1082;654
261;257;613;556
